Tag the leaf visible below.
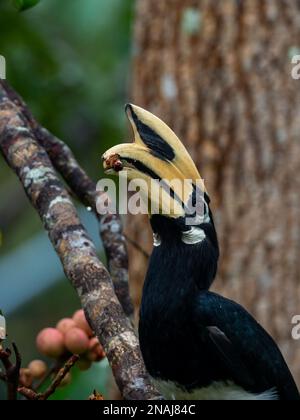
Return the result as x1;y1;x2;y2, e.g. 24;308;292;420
12;0;40;12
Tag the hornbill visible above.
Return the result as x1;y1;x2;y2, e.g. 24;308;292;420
102;104;300;400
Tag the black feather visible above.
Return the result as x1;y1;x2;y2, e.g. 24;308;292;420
139;214;300;400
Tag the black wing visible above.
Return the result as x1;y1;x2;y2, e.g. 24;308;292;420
195;291;300;400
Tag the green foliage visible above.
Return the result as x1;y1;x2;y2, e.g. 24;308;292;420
12;0;40;11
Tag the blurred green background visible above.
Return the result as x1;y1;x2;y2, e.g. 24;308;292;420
0;0;134;399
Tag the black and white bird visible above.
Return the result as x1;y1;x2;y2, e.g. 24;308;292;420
103;104;300;400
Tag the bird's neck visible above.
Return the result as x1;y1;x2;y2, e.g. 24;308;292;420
140;238;217;335
143;216;219;303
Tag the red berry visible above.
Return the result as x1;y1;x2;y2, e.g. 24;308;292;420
19;368;33;387
72;310;93;337
86;349;98;362
36;328;65;358
87;337;105;362
89;336;100;351
64;327;89;355
56;318;76;335
28;360;47;379
113;159;123;172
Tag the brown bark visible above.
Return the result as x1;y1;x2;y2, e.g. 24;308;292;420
0;82;161;400
128;0;300;385
1;81;134;318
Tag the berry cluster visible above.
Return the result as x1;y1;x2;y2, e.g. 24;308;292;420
18;309;106;390
37;310;105;365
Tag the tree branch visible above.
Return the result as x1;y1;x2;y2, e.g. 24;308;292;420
0;84;160;400
33;361;59;392
13;355;78;400
17;386;38;400
38;354;79;400
0;80;133;318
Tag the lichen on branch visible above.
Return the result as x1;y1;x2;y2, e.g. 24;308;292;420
0;81;160;400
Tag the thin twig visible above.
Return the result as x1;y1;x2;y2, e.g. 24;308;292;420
17;355;79;400
18;386;38;400
0;343;21;400
33;361;60;391
11;343;21;399
38;354;79;400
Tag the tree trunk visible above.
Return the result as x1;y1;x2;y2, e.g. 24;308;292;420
127;0;300;387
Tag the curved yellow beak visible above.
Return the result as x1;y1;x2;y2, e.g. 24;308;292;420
102;104;206;219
